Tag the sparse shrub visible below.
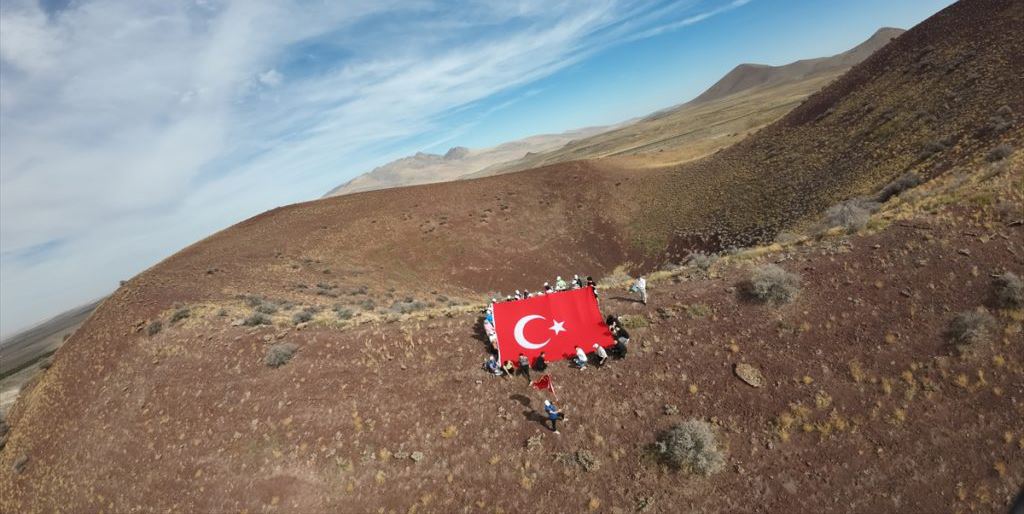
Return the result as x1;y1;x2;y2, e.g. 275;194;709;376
255;302;278;315
170;307;190;323
335;308;353;320
360;298;376;311
216;308;228;317
292;309;314;324
389;299;427;314
243;313;272;326
688;252;717;272
654;420;726;476
619;314;648;329
147;320;163;336
741;264;801;305
993;272;1023;309
876;172;921;202
243;295;263;308
947;309;996;347
265;343;298;368
918;139;947;159
986;143;1014;162
823;199;879;233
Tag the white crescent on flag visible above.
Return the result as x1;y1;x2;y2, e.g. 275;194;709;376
513;314;550;349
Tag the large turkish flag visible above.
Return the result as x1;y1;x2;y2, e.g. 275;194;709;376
492;287;613;365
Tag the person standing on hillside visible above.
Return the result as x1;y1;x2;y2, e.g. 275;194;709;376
631;276;648;305
544;400;563;434
517;353;531;381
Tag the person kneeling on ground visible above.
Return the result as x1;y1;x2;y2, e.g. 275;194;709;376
485;356;502;375
573;346;588;369
612;327;630;358
544;400;564;434
592;343;608;367
501;360;515;377
533;352;548;372
517;353;531;381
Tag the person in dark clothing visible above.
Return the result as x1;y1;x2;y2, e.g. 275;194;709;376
543;400;563;434
533;352;547;372
613;326;630;358
517;353;531;381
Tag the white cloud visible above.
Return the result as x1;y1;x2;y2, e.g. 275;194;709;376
0;0;752;336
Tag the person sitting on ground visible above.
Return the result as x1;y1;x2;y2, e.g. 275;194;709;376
502;360;515;377
514;290;522;300
517;353;531;381
573;346;588;369
544;400;563;434
592;343;608;367
543;282;553;294
534;351;548;372
571;274;582;289
485;356;502;375
555;276;567;291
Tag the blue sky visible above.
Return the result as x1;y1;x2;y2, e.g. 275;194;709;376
0;0;953;337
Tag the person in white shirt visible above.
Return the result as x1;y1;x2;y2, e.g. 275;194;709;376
592;343;608;367
573;346;588;369
631;276;648;305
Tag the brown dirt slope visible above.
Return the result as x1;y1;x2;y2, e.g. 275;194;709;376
636;0;1023;257
1;1;1022;512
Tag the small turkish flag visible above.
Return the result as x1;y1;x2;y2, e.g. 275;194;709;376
530;375;556;398
493;286;613;365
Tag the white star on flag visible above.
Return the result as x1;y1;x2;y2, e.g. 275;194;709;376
549;320;566;335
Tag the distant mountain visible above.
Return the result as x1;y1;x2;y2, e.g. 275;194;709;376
324;124;621;197
470;27;906;178
328;28;905;195
692;27;904;104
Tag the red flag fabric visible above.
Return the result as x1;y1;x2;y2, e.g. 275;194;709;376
493;286;613;365
530;375;552;392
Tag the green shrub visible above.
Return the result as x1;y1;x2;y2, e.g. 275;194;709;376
147;320;163;336
654;420;726;476
265;343;298;368
741;265;801;305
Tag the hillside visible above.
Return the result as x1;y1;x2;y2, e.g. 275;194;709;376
691;27;905;104
471;28;904;178
331;28;903;195
324;124;617;197
2;1;1022;512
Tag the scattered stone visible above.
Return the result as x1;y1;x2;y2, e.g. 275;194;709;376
957;248;971;256
899;289;913;298
734;363;765;388
410;451;424;462
12;454;29;474
663;404;679;416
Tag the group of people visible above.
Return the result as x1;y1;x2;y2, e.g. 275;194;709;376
495;274;598;304
481;274;599;351
483;313;631;376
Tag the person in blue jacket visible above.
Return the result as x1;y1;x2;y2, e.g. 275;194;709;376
544;400;563;434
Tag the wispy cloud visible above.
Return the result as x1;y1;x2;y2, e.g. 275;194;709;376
0;0;752;336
